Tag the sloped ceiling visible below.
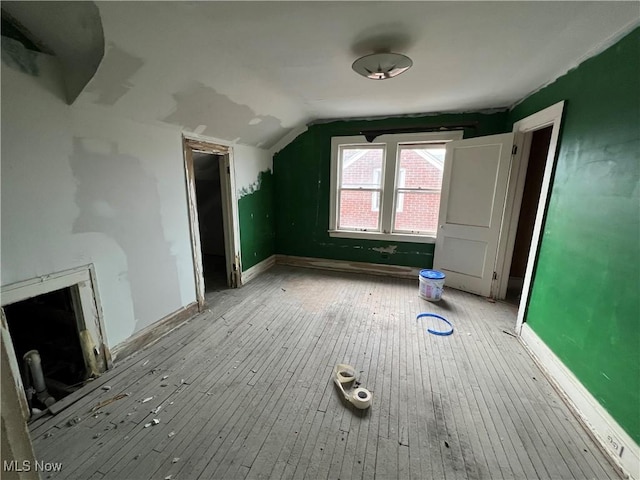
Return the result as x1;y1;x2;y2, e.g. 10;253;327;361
5;1;640;149
2;1;104;104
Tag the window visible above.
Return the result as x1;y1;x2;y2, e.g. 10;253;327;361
336;145;384;230
329;131;463;242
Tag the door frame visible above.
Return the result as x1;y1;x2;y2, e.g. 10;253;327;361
492;101;565;333
183;136;241;309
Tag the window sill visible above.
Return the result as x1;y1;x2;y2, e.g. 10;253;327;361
328;230;436;244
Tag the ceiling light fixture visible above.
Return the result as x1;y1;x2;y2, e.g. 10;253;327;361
352;52;413;80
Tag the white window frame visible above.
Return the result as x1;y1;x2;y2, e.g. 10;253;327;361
329;131;463;243
395;168;407;213
372;168;382;212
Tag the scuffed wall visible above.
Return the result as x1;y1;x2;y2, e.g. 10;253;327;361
1;43;196;347
238;171;275;271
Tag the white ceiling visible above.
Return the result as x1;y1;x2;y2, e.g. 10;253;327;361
6;1;640;148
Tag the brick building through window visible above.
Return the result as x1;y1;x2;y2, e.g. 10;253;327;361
337;145;445;234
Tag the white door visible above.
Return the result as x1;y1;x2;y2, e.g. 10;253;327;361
434;133;514;297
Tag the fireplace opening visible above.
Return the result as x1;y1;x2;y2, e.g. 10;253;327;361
4;286;89;408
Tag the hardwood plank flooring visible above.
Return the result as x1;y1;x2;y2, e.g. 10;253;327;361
30;266;622;480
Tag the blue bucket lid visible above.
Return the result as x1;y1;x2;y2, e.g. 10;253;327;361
420;269;446;280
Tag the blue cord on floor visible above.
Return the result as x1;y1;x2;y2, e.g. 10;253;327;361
417;313;454;336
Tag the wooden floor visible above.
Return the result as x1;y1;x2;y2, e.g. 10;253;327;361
29;266;620;480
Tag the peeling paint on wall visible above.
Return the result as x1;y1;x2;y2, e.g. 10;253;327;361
371;245;398;255
84;43;143;105
238;172;266;199
1;37;39;76
162;82;289;148
70;137;182;333
238;170;275;270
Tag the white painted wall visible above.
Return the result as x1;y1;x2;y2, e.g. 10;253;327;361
1;45;274;349
1;49;194;346
234;144;272;198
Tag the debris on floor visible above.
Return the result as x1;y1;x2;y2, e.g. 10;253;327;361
152;405;162;414
66;416;82;427
502;329;517;338
172;457;180;463
141;397;153;403
101;385;112;391
332;363;372;410
168;431;175;438
92;393;128;411
144;419;160;428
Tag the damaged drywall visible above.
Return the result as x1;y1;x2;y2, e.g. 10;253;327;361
371;245;398;255
70;138;183;334
84;43;144;106
162;82;289;148
2;0;105;104
1;36;39;76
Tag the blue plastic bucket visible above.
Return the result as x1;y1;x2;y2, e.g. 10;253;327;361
419;269;446;301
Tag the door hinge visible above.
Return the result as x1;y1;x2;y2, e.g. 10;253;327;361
226;165;230;174
492;271;497;280
232;263;237;271
512;144;518;155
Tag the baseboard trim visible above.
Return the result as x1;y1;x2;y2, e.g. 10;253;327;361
242;255;276;285
275;255;422;280
111;302;199;362
520;324;638;479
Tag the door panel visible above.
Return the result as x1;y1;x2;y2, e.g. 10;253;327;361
434;133;514;297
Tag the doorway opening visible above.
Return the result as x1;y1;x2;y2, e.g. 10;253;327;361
183;137;241;308
193;152;228;293
505;126;552;305
492;101;565;332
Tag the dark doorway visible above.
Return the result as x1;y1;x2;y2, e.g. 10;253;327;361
4;287;87;406
506;125;553;305
193;152;228;292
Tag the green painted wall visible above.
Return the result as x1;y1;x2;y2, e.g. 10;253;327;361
273;112;508;268
510;28;640;443
239;170;275;270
